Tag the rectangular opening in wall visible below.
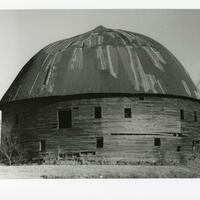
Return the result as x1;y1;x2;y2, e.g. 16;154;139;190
139;96;144;100
39;139;46;152
194;111;197;122
177;146;181;152
124;108;132;118
14;113;20;127
154;138;161;146
58;109;72;128
96;137;103;148
180;109;184;120
94;106;102;118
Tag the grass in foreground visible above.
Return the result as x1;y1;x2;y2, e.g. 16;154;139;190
0;164;199;178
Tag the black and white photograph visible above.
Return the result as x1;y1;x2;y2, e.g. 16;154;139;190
0;8;200;182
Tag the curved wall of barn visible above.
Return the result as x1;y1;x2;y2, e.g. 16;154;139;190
1;95;200;164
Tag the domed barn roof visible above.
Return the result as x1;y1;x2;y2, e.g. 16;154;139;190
1;25;200;105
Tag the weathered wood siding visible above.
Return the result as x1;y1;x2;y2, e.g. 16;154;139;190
1;96;200;164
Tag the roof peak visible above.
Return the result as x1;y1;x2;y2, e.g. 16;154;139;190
93;25;108;32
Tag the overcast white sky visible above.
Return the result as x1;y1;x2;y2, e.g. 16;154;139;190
0;10;200;100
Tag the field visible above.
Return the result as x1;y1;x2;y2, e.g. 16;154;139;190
0;164;199;178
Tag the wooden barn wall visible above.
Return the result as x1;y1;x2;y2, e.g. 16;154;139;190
1;96;200;163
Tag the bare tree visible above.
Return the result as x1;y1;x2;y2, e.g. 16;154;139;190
0;134;22;165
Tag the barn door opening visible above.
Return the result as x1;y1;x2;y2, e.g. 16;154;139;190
96;137;104;148
58;109;72;128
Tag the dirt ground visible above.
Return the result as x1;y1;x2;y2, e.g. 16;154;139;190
0;164;199;178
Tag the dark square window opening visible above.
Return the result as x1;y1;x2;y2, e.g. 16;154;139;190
39;139;46;152
58;109;72;128
154;138;161;146
94;106;102;118
139;97;144;100
194;111;197;122
180;109;184;120
124;108;132;118
177;146;181;152
96;137;104;148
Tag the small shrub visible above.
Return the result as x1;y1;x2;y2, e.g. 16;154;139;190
186;153;200;169
0;135;24;165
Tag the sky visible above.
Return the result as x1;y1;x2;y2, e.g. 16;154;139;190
0;9;200;101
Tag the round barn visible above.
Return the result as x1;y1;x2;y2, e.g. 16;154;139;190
1;25;200;164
